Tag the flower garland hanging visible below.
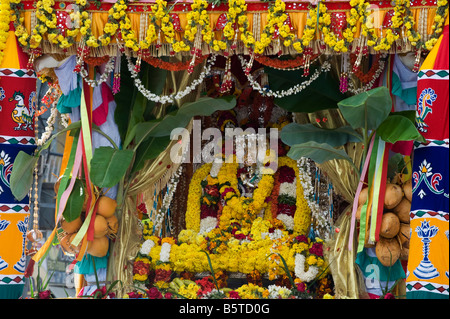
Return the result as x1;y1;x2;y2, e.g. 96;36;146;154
0;0;13;67
293;236;326;282
277;157;312;235
238;54;331;99
296;158;326;239
36;83;62;146
9;0;449;57
126;53;217;104
186;163;213;233
12;0;56;49
425;0;449;50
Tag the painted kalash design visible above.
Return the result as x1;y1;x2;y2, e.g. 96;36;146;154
8;91;36;131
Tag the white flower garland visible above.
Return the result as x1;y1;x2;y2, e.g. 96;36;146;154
79;56;115;88
276;213;294;231
297;157;332;240
279;181;297;198
159;242;172;263
199;216;218;235
294;253;319;282
139;238;155;255
268;284;291;299
238;55;331;98
60;113;70;128
126;54;217;104
37;96;59;146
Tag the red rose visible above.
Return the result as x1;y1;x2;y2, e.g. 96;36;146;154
164;292;173;299
38;290;51;299
228;291;241;299
148;287;163;299
296;282;307;292
127;292;142;299
384;293;395;299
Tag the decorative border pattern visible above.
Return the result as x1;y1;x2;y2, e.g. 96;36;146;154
0;274;25;285
0;68;37;79
406;280;449;295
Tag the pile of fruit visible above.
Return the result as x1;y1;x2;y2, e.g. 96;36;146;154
59;195;119;257
356;177;412;267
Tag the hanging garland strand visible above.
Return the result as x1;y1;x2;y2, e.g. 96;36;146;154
9;0;448;56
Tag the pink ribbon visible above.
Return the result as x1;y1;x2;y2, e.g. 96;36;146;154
55;136;83;224
348;135;376;251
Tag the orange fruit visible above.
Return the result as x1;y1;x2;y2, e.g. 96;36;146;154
87;236;109;257
96;196;117;218
61;217;83;234
94;215;108;239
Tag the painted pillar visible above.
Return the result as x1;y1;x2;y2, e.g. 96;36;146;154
0;23;37;299
406;19;449;299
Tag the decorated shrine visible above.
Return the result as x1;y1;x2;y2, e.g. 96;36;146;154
0;0;448;301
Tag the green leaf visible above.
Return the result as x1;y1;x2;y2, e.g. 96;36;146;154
62;179;85;222
131;136;171;174
10;151;39;201
387;153;404;179
337;86;392;131
391;110;416;123
287;141;355;166
377;115;426;144
134;96;236;145
115;59;168;148
281;123;362;147
90;147;134;188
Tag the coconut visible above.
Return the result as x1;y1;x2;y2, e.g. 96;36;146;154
384;184;404;209
94;215;108;238
393;198;411;224
398;223;411;248
375;237;401;267
380;212;400;239
106;215;119;235
358;188;368;206
97;196;117;218
87;236;109;257
403;179;412;202
60;233;81;255
400;246;409;260
61;217;83;234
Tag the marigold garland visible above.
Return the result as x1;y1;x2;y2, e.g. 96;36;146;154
9;0;449;56
0;0;13;67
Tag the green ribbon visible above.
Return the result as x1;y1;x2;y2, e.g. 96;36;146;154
370;136;386;242
357;134;380;253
